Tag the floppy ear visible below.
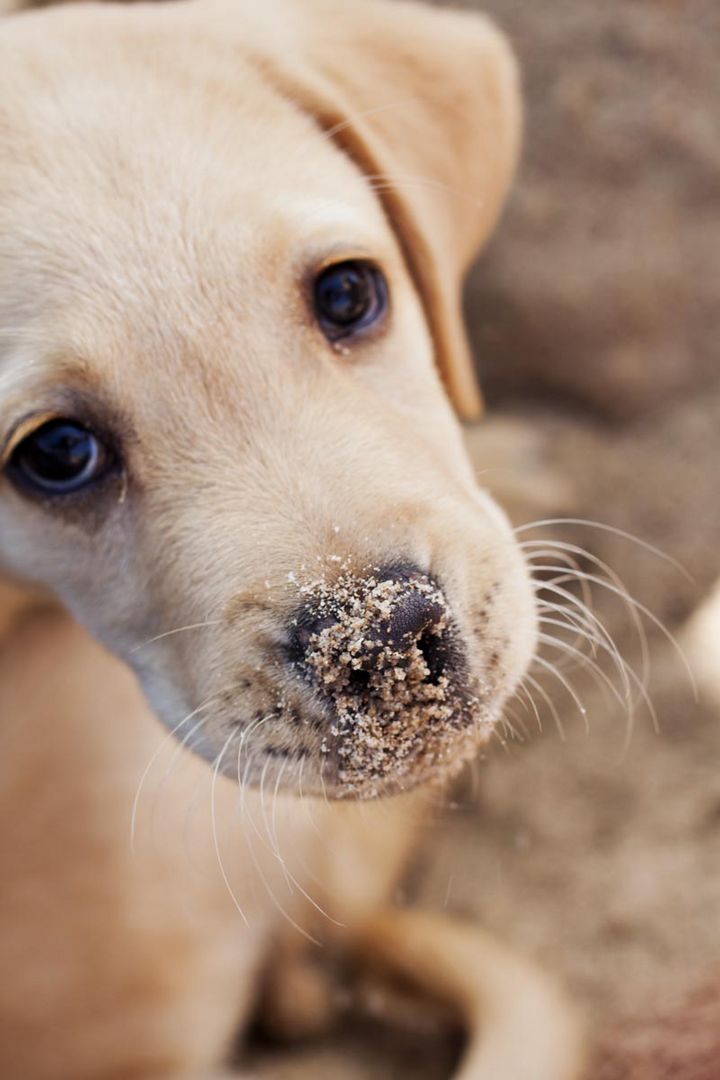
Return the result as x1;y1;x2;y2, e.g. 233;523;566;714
236;0;521;419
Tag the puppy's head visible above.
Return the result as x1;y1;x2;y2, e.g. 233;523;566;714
0;0;535;798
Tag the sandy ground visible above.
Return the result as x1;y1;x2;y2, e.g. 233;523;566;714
248;0;720;1075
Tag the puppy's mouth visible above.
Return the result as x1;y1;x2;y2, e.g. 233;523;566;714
286;566;489;799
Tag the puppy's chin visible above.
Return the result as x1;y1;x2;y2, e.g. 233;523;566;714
136;659;508;803
314;697;502;802
187;697;502;803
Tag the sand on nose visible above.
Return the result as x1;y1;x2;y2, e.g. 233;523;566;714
300;572;476;798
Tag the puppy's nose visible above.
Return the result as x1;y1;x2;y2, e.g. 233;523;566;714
378;586;446;652
290;565;454;691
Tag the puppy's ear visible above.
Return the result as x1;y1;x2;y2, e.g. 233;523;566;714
240;0;521;419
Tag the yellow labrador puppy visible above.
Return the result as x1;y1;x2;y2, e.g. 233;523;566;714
0;1;581;1077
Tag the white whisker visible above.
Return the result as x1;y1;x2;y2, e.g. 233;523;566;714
531;564;697;700
537;632;628;711
521;672;567;740
514;516;694;582
530;655;588;732
131;618;222;652
524;537;652;691
130;698;213;855
238;735;322;947
515;682;543;733
211;728;250;926
322;99;417;141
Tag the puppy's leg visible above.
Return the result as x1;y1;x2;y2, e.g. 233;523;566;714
263;794;582;1079
176;1073;259;1079
0;607;272;1080
256;794;427;1041
357;907;584;1080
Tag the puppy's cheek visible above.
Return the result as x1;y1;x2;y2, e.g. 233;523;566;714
471;485;517;534
493;578;538;701
438;528;537;706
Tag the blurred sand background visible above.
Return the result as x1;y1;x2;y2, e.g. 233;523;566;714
250;0;720;1076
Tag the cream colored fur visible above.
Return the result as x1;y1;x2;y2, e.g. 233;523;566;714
0;1;581;1077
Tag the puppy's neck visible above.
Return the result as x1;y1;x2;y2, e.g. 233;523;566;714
0;578;56;649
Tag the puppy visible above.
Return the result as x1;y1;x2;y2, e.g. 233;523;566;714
0;1;581;1077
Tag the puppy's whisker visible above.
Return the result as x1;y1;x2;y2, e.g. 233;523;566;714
258;755;280;858
131;619;222;652
520;670;568;741
497;705;528;743
514;682;543;734
235;716;283;863
514;516;694;583
178;716;229;872
211;728;250;926
534;580;605;643
297;765;357;879
271;770;346;929
537;612;635;709
238;732;346;927
536;609;604;659
234;715;273;868
130;698;214;855
270;758;290;872
297;757;322;840
534;578;640;694
522;543;595;619
536;599;602;663
520;672;567;740
524;537;652;691
537;615;628;707
531;654;588;732
238;735;321;947
151;713;214;857
534;619;658;749
537;633;628;712
321;98;417;141
537;611;601;664
170;687;267;869
258;757;295;900
364;171;483;209
235;714;273;790
531;564;698;700
524;548;592;596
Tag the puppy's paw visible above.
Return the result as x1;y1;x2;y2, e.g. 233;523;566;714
256;949;339;1042
176;1071;260;1080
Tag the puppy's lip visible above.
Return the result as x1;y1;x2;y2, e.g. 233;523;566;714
314;738;478;802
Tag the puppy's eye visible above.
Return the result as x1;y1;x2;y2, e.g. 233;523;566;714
7;419;111;495
313;260;388;340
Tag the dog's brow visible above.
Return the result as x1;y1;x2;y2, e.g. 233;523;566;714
294;200;369;227
51;355;105;390
0;355;133;456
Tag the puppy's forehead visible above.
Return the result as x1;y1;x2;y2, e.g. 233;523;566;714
0;6;391;365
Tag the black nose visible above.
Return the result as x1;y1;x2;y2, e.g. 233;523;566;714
290;564;454;691
379;587;446;651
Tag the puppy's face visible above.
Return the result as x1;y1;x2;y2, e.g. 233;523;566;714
0;0;535;798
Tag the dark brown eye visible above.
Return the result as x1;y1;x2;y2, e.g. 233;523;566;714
7;419;111;495
313;260;388;340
